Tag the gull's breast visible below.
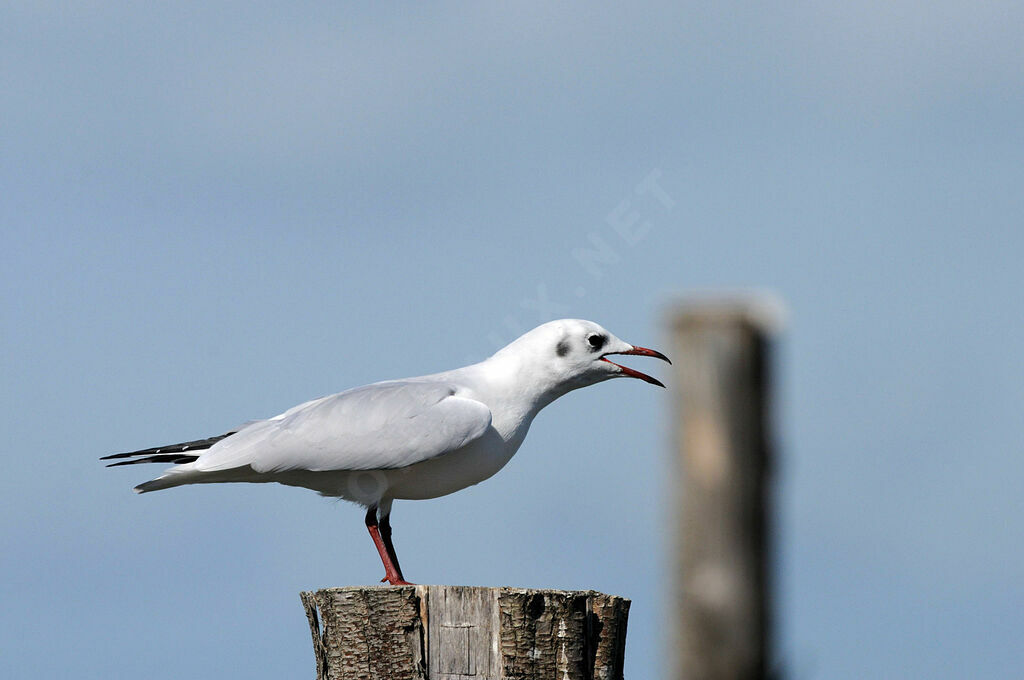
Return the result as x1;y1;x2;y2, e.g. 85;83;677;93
384;425;522;500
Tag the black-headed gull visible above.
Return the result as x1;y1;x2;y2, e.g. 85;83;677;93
103;319;669;584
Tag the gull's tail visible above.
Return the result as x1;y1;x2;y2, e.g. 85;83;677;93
130;463;202;493
101;431;238;493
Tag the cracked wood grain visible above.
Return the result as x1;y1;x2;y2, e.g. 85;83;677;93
301;586;629;680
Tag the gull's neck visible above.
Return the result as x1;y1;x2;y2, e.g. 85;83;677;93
451;351;571;433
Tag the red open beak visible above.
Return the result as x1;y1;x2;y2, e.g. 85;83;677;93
600;345;671;388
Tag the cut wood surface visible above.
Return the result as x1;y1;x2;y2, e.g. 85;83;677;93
301;586;630;680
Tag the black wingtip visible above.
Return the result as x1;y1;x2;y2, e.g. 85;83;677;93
101;431;237;464
106;453;200;467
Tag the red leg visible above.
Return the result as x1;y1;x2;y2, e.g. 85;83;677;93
379;514;406;581
365;505;413;586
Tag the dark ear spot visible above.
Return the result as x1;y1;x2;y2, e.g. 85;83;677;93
556;339;570;357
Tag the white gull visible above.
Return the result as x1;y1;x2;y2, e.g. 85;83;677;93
104;319;669;584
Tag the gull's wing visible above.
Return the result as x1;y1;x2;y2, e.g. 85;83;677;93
192;381;492;473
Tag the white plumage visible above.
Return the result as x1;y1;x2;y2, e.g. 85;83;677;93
105;319;669;584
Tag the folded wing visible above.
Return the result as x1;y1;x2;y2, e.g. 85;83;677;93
191;381;492;474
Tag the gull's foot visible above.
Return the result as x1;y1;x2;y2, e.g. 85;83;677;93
380;575;415;586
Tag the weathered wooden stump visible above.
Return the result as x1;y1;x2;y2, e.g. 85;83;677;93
300;586;630;680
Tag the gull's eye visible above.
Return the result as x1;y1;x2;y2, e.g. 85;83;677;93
587;334;606;351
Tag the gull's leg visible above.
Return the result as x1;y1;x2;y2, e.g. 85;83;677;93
378;512;407;583
364;505;413;585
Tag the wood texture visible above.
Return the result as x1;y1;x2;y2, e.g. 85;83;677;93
671;304;775;680
301;586;630;680
301;587;425;680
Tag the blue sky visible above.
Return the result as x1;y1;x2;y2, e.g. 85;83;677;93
2;2;1022;678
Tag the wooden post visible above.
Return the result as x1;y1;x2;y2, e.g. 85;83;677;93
301;586;630;680
670;302;777;680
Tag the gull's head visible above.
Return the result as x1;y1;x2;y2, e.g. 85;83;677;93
493;319;671;393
